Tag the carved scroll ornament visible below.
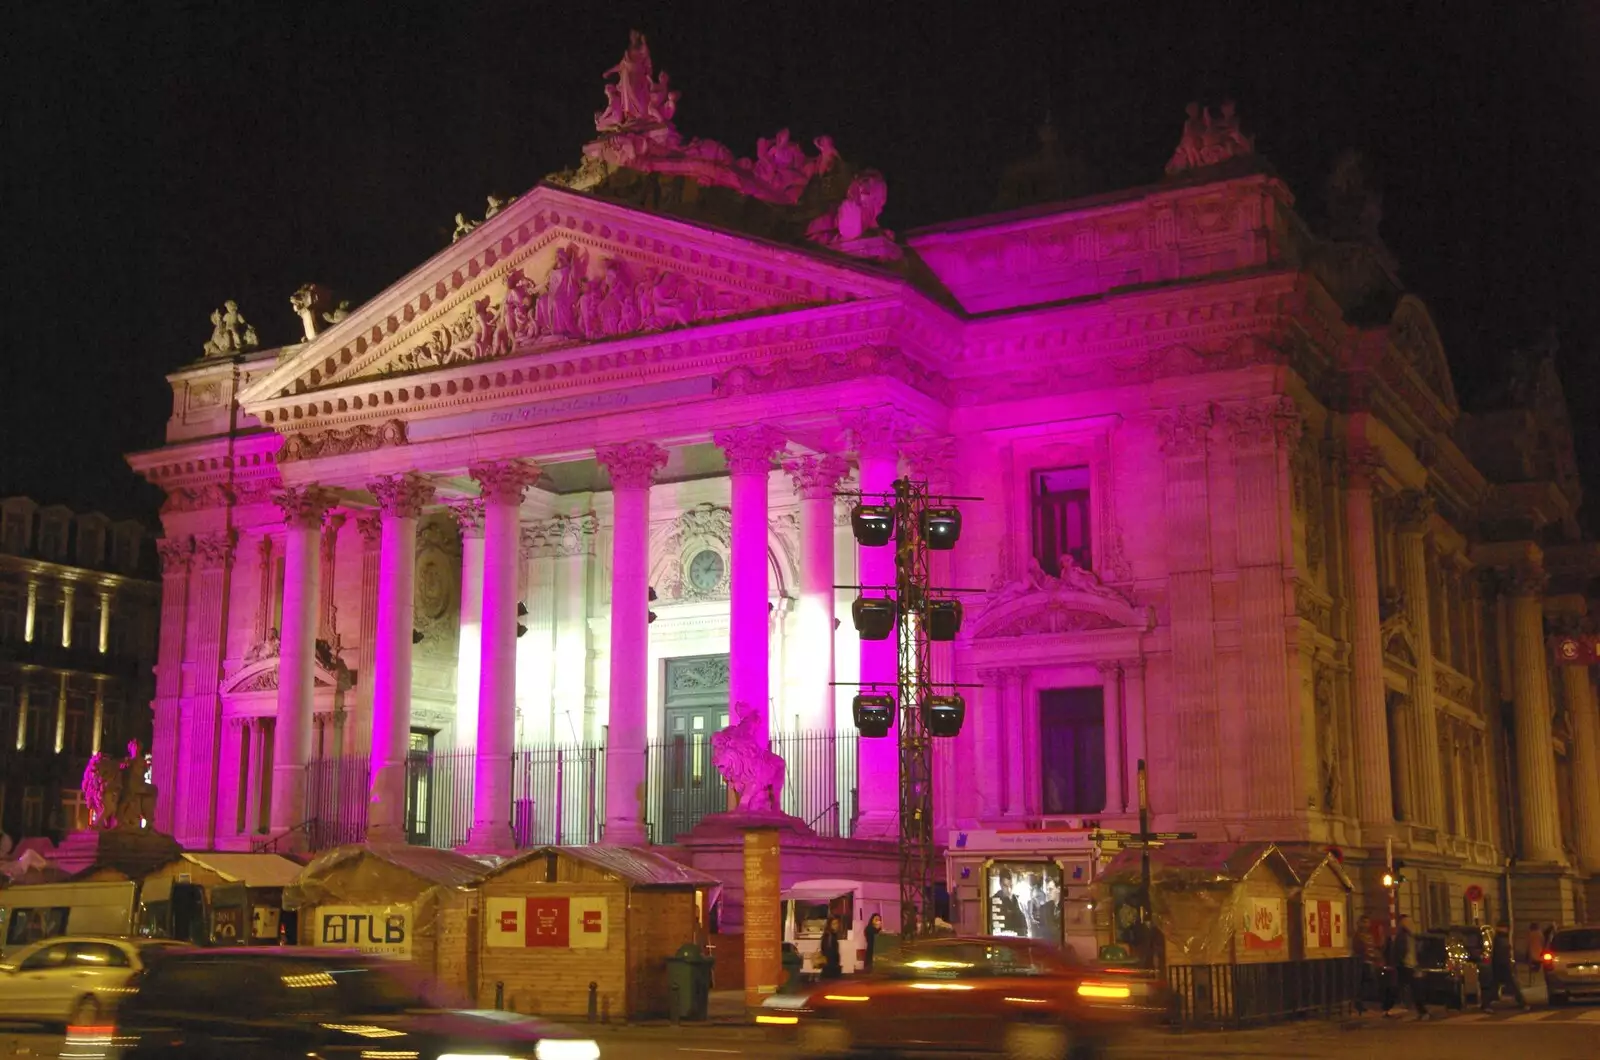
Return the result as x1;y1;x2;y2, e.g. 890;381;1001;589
597;441;668;490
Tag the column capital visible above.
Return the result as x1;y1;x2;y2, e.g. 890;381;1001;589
1342;443;1385;488
842;408;912;460
356;511;383;548
446;498;486;538
1094;659;1124;678
903;435;958;487
1157;403;1213;457
1506;562;1549;599
1390;489;1435;534
715;424;788;476
369;474;436;519
273;485;339;529
597;441;668;490
1217;395;1301;449
783;454;850;499
156;536;194;574
193;530;237;570
469;460;542;505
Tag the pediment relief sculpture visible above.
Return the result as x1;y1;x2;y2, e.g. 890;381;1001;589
972;555;1153;639
222;657;339;696
280;419;407;463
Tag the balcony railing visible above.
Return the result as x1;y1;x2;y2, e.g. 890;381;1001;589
294;729;858;853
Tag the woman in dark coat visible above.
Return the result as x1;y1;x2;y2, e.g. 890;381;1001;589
821;916;844;979
864;913;883;972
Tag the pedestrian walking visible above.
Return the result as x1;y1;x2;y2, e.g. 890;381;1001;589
1393;915;1428;1019
1481;921;1529;1011
863;913;883;973
1525;922;1543;985
820;916;843;980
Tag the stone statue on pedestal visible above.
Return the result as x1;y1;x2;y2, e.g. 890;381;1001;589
202;300;259;357
82;740;158;832
711;703;786;814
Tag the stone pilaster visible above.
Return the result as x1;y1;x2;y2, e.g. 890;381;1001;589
178;530;235;847
1563;665;1600;873
353;512;382;754
318;511;345;643
1097;661;1125;814
1393;490;1444;828
1343;448;1394;831
1506;564;1564;863
1158;404;1222;820
597;442;667;845
450;499;487;750
151;536;193;835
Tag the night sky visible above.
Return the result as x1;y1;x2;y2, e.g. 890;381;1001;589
7;2;1597;525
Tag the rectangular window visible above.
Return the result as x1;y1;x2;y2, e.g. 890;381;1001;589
1038;687;1106;816
22;786;44;834
1031;467;1092;577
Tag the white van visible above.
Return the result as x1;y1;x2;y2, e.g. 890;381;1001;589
781;878;900;976
0;882;138;957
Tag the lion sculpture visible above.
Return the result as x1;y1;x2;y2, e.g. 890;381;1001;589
710;705;785;814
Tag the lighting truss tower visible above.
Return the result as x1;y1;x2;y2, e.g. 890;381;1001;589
891;477;936;939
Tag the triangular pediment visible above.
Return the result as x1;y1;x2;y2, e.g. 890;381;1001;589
1388;295;1459;419
969;567;1154;640
240;185;898;405
221;657;339;696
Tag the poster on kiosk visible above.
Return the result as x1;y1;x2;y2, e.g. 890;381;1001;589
985;861;1063;943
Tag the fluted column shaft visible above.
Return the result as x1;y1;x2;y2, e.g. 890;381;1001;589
717;426;786;732
353;515;382;755
450;500;486;751
1343;455;1394;829
1394;493;1443;827
151;538;193;833
463;462;541;854
1507;572;1564;862
270;487;333;837
784;455;848;733
598;443;667;844
1564;665;1600;873
366;475;434;842
851;425;902;838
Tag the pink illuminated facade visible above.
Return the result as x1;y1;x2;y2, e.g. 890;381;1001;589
130;44;1599;929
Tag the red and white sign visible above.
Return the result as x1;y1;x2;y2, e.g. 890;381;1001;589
1303;899;1348;951
1243;897;1286;952
1464;884;1484;903
1550;635;1600;666
485;896;609;949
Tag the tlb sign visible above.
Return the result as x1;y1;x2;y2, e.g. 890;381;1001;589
316;905;412;958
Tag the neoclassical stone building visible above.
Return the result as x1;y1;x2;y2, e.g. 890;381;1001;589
129;42;1597;928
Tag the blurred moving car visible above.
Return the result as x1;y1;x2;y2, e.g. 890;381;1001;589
1542;926;1600;1004
757;935;1161;1060
1417;926;1491;1008
92;948;601;1060
0;936;188;1026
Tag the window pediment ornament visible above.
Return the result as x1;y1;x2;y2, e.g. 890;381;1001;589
972;556;1153;639
280;420;408;464
221;657;338;696
650;503;732;602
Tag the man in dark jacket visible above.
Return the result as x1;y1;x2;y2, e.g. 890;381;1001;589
1482;921;1529;1011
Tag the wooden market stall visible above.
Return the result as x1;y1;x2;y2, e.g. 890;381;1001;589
476;845;720;1020
1277;844;1354;961
284;844;490;1001
75;851;304;944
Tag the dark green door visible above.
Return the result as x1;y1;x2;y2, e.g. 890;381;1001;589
656;655;729;842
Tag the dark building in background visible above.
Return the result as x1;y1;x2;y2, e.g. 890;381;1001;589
0;498;158;842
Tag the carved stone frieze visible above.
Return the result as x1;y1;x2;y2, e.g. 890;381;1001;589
469;460;542;505
984;606;1121;637
235;668;279;694
597;441;668;490
1157;404;1213;458
280;419;408;463
669;654;731;693
714;425;787;476
369;473;436;520
1218;395;1301;449
160;478;280;513
521;513;599;558
715;346;949;404
842;407;916;460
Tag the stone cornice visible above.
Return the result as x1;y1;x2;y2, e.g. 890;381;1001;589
0;553;159;593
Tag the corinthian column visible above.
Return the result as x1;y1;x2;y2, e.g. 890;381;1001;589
1563;664;1600;874
365;473;434;843
847;413;904;839
269;485;336;839
462;461;542;855
449;499;486;750
597;442;667;844
1343;448;1394;830
716;426;787;733
783;454;849;733
1507;564;1565;863
1393;490;1444;828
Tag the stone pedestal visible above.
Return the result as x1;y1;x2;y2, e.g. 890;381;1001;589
52;828;183;879
743;828;782;1009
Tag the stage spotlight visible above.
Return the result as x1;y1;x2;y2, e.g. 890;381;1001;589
925;694;966;737
920;507;962;550
852;597;898;640
925;599;963;641
853;693;895;738
851;504;895;547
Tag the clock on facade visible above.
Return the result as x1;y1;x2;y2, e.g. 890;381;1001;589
687;548;725;592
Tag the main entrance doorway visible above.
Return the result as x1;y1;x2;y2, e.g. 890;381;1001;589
654;654;729;843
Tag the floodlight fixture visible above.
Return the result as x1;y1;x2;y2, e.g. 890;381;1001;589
851;504;895;547
852;597;898;640
920;507;963;550
924;694;966;737
924;599;963;642
853;693;896;738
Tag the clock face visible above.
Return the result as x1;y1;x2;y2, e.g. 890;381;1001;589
687;548;725;591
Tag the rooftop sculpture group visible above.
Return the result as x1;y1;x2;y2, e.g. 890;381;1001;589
202;300;258;357
1165;101;1255;175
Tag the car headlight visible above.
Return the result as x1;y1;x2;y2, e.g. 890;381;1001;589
438;1054;515;1060
533;1040;601;1060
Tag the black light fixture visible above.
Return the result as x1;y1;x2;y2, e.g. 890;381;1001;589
648;586;658;625
924;694;966;737
517;602;529;618
852;693;895;738
412;629;425;645
924;599;963;641
851;503;895;547
920;507;963;550
851;597;897;640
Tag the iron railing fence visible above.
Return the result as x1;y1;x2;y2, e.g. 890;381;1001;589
1166;957;1358;1029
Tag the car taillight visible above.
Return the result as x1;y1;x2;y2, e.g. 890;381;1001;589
1542;952;1555;964
1078;981;1133;1000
